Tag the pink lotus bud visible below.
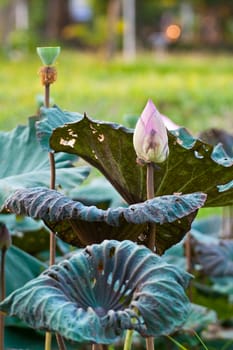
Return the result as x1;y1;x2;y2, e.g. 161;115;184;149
133;99;169;163
161;114;180;130
0;223;11;251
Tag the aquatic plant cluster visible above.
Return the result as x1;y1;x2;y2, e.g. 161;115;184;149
0;47;232;350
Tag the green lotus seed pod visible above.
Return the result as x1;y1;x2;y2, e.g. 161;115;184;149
37;46;61;65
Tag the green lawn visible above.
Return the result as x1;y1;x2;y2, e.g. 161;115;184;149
0;50;232;135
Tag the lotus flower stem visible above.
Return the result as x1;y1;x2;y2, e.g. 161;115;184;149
184;231;193;300
55;333;67;350
146;163;156;251
146;163;156;255
43;67;57;350
92;345;108;350
146;163;155;350
0;248;6;350
37;47;65;350
146;336;155;350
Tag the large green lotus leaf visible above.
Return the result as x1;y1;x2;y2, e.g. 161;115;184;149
0;214;49;254
4;187;206;253
37;106;82;151
37;107;233;206
182;304;217;332
0;116;90;208
5;245;46;297
0;240;191;343
70;177;125;209
199;128;233;158
211;276;233;298
192;238;233;277
3;245;46;328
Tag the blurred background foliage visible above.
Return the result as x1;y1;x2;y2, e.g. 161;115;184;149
0;0;233;55
0;0;232;135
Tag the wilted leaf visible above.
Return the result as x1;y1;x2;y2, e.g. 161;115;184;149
0;116;90;208
37;107;233;206
4;187;206;253
0;240;191;343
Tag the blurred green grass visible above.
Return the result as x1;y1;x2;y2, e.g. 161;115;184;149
0;50;232;134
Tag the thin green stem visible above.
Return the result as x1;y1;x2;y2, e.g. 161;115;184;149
192;330;209;350
0;248;6;350
45;332;52;350
123;329;134;350
166;335;189;350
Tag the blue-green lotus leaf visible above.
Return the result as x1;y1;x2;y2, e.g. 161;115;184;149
192;238;233;277
199;128;233;158
70;177;125;209
4;245;46;328
4;187;206;253
0;240;191;343
37;107;233;206
0;214;49;254
182;304;217;332
37;106;82;151
0;116;90;208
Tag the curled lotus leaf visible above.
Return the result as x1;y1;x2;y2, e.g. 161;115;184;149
192;238;233;277
0;240;191;343
0;116;90;208
36;107;233;206
4;187;206;252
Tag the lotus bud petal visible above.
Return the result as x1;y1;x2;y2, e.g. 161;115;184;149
133;99;169;163
37;47;60;65
0;223;11;251
161;114;180;130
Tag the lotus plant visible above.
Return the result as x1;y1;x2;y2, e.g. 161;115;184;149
133;100;170;350
3;46;233;350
